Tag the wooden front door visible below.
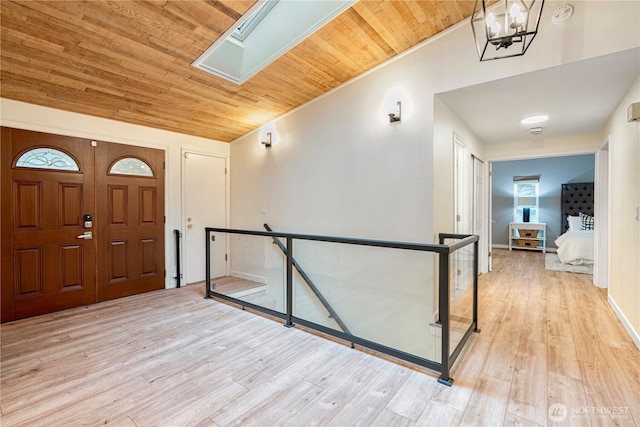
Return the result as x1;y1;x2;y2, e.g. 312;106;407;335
1;128;165;322
1;128;96;322
96;142;165;301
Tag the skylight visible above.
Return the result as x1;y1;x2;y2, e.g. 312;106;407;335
231;1;277;42
192;0;355;85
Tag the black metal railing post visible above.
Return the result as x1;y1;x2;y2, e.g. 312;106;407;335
473;239;480;333
204;228;211;299
438;250;452;386
174;229;182;288
285;236;293;327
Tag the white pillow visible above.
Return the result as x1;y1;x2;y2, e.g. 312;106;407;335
567;216;582;232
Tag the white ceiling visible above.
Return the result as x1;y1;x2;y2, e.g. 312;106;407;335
437;47;640;145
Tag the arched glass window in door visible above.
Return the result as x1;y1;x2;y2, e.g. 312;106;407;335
109;157;155;177
15;147;80;171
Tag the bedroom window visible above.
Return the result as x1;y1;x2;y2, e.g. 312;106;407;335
514;176;539;222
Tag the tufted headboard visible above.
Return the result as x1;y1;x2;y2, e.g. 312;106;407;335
561;182;594;232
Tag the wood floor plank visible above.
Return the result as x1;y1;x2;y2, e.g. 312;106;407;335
547;334;582;380
386;370;439;421
579;360;637;426
458;374;511;426
481;339;518;383
432;334;493;412
371;408;415;427
239;380;324;426
325;362;411;426
283;363;379;426
507;339;548;426
547;371;591;427
502;412;544;426
415;401;463;426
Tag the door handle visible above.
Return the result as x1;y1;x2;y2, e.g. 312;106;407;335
77;231;93;239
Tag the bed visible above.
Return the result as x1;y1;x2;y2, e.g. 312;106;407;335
555;183;595;265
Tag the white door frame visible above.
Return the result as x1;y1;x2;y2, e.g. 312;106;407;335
594;138;610;288
472;155;488;273
487;162;493;271
453;133;468;234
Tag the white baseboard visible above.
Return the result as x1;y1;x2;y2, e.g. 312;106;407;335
608;295;640;351
230;270;267;285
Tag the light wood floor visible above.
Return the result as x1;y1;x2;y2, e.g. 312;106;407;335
1;249;639;426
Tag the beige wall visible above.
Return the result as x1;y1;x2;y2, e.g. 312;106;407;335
1;99;230;288
603;76;640;348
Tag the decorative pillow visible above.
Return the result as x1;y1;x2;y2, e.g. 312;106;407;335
579;213;594;230
567;216;582;232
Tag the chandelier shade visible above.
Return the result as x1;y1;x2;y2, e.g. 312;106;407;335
471;0;544;61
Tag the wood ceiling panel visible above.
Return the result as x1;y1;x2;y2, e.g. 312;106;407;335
0;0;475;142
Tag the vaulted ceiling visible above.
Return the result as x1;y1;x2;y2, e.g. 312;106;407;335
0;1;475;142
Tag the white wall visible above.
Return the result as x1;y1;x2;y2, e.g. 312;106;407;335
1;98;230;288
603;76;640;349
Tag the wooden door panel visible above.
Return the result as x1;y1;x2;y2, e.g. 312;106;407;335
108;240;129;283
13;181;42;230
108;185;128;226
97;142;164;301
140;238;158;276
59;183;83;228
14;247;43;296
60;243;84;291
139;187;156;225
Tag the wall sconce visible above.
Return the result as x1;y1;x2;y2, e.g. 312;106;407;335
389;101;401;123
261;132;272;148
628;102;640;122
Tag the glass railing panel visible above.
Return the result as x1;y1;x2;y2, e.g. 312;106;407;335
446;240;475;356
290;239;440;363
212;233;286;314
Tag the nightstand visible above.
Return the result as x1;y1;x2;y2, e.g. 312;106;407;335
509;222;546;253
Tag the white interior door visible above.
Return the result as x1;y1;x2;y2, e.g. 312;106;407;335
184;152;227;284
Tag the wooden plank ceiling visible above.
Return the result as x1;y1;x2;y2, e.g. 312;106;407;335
1;1;475;142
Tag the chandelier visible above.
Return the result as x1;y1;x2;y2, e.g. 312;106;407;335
471;0;545;61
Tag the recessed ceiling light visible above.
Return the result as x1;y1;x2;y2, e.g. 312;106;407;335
520;115;549;125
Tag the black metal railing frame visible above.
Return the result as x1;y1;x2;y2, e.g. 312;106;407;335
204;227;479;386
173;229;182;288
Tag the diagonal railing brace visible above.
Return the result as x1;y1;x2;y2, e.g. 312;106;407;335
264;223;351;335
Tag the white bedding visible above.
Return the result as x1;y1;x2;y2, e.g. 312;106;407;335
555;230;594;265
